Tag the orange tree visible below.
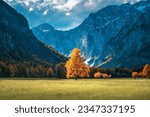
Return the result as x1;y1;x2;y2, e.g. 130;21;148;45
65;48;90;78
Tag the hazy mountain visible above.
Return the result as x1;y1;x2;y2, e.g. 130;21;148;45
32;0;150;68
0;0;67;64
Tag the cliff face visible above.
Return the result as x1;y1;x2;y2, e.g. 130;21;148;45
33;0;150;68
0;0;67;64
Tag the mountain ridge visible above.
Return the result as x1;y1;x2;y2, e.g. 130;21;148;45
0;0;67;65
32;0;150;68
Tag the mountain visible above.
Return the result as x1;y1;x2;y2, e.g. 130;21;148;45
32;0;150;68
0;0;67;64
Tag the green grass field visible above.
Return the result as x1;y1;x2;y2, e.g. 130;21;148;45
0;78;150;100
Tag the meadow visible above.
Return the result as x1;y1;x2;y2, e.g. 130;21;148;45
0;78;150;100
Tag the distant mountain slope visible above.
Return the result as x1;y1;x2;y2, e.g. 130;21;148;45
32;0;150;68
0;0;67;64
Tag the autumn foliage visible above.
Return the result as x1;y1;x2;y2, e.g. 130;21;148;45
102;73;112;78
94;72;103;78
132;64;150;78
46;67;54;77
65;48;90;78
94;72;112;79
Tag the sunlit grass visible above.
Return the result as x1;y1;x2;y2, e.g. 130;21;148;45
0;78;150;100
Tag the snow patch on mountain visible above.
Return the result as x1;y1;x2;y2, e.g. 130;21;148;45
84;57;92;65
81;36;87;49
98;57;113;67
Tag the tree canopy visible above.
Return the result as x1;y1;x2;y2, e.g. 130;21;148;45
65;48;90;78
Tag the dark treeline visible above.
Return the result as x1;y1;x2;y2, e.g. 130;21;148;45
0;61;143;78
0;61;65;78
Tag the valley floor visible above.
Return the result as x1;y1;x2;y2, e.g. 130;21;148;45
0;78;150;100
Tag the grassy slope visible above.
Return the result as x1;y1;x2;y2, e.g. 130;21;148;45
0;79;150;100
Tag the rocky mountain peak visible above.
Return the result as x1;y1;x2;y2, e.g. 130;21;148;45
35;23;55;32
32;0;150;68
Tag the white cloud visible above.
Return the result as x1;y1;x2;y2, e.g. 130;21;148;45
29;7;33;12
4;0;143;14
4;0;144;30
43;9;49;15
4;0;81;16
52;0;81;15
63;0;80;11
66;12;71;16
23;0;29;6
85;0;96;7
32;0;38;3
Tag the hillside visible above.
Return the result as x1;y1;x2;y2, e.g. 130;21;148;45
0;0;67;65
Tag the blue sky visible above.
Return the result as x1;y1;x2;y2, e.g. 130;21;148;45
4;0;142;30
